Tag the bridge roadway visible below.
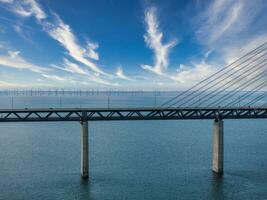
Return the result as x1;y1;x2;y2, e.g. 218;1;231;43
1;106;267;179
0;106;267;122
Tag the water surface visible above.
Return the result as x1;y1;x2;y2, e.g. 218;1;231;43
0;93;266;199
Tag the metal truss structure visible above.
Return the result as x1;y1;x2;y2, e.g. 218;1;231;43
0;107;266;122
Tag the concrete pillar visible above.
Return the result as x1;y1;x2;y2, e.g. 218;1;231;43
212;119;223;175
81;120;89;179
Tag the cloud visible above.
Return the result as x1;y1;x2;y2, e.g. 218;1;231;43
49;59;119;86
187;0;267;89
115;66;132;80
0;50;49;73
0;0;111;78
13;24;22;34
141;7;177;75
41;72;117;86
13;22;37;45
222;34;267;64
0;80;28;88
0;0;122;88
217;34;267;89
140;6;199;84
90;76;119;86
195;0;267;81
172;62;216;85
139;7;214;86
0;0;46;21
139;1;267;89
0;26;4;33
41;74;74;82
86;41;99;60
42;14;109;76
195;0;243;46
194;0;267;48
51;58;89;75
0;0;13;3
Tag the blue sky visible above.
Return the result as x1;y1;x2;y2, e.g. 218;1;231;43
0;0;267;90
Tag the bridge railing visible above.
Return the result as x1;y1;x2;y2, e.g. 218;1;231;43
0;91;266;110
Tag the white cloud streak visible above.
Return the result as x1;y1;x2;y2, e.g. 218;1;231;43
51;58;89;75
86;41;99;60
41;74;74;82
141;7;177;75
0;80;28;88
42;15;108;76
141;6;205;85
0;51;49;73
194;0;266;48
188;0;267;89
115;66;132;80
195;0;243;46
0;0;119;87
0;0;13;3
49;59;118;86
222;34;267;64
0;0;46;20
172;62;216;85
41;71;118;86
90;76;118;86
140;6;213;87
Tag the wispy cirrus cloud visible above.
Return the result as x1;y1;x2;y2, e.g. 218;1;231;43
13;22;38;46
222;34;267;64
49;59;118;86
0;0;46;21
171;49;216;84
0;50;49;73
41;73;75;82
194;0;267;52
0;0;13;3
41;71;118;86
139;1;267;89
0;80;28;88
181;0;267;88
172;62;216;85
42;14;109;76
115;66;132;81
139;6;218;87
86;41;99;60
141;7;177;75
90;76;118;86
188;0;267;92
51;58;89;76
195;0;243;46
0;0;118;88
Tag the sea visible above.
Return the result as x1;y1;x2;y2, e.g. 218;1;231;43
0;91;266;200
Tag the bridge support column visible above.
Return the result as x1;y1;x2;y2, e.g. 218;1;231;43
212;119;223;175
81;120;89;179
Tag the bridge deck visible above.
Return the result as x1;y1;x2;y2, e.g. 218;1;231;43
0;107;266;122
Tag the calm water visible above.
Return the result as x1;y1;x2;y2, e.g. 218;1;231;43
0;94;267;200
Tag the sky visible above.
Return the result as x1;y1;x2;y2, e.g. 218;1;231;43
0;0;267;90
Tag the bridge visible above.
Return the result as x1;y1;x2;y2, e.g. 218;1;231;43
1;42;267;179
0;107;267;122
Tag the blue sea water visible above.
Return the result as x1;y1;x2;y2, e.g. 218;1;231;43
0;93;267;200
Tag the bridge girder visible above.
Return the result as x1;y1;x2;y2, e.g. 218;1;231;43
0;107;266;122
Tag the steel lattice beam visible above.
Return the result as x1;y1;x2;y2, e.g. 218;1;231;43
0;107;266;122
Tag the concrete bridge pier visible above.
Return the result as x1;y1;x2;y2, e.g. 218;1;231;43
81;120;89;179
212;119;224;175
